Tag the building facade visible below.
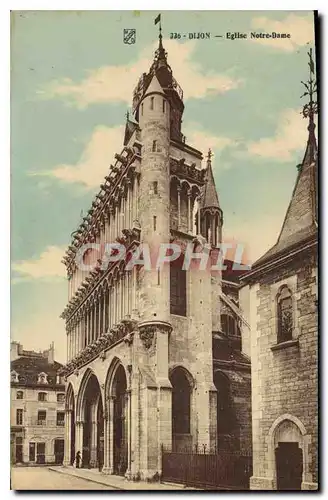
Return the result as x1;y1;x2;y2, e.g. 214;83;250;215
10;342;66;465
239;58;318;490
59;34;251;482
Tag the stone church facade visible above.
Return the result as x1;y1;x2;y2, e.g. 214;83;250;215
239;81;318;489
59;34;251;481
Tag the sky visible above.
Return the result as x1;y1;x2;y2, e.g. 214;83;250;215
10;10;316;362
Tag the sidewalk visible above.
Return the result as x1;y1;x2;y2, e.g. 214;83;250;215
48;466;197;490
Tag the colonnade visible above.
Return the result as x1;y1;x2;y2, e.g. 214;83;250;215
67;267;137;362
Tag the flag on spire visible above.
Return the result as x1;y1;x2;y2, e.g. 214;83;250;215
155;14;161;25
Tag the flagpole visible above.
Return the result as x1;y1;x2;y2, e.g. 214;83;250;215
159;18;162;45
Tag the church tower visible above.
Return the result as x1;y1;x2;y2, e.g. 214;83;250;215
60;19;225;482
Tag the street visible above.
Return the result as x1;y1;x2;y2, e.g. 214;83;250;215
11;467;115;490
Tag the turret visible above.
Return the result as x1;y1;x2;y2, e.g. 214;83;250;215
137;47;171;325
200;150;223;247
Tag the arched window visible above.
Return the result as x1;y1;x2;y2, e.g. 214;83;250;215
16;390;24;400
141;102;143;116
38;392;47;402
170;368;192;434
57;393;65;403
170;259;187;316
277;286;293;343
152;140;157;152
221;314;240;337
150;96;154;110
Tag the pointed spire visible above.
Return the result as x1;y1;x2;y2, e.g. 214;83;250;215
251;50;318;268
201;149;220;209
151;13;168;70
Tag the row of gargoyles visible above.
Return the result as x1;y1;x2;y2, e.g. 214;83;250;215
59;319;138;376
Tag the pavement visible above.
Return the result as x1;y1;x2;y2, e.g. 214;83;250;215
48;465;196;490
11;466;116;490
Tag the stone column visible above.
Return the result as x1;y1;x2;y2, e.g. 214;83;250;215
63;409;72;466
177;186;181;229
187;189;192;233
102;404;111;474
90;419;98;467
127;179;131;228
113;280;117;325
108;396;115;474
124;390;132;479
197;197;201;234
131;267;138;319
75;421;84;463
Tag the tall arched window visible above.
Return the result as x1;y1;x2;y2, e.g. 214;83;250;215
170;368;192;434
221;314;240;337
277;286;293;343
170;259;187;316
152;140;157;152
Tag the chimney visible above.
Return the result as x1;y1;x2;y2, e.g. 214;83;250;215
48;342;55;364
10;341;22;362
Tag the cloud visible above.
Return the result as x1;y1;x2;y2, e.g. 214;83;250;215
184;123;235;162
12;246;66;282
247;108;308;161
32;125;124;189
250;14;314;52
41;39;242;108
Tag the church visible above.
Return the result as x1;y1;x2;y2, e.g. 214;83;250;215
59;28;251;483
239;50;318;490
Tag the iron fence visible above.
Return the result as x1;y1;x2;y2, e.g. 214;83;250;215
161;445;252;490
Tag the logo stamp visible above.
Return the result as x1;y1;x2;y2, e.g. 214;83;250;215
123;29;136;45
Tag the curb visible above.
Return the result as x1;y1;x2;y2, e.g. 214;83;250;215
48;467;123;490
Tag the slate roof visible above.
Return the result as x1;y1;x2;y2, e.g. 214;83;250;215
11;355;63;387
213;337;250;365
123;118;139;146
248;125;318;272
201;157;220;210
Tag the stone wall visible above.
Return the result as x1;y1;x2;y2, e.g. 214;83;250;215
248;249;318;489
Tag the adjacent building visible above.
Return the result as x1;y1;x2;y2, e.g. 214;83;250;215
11;342;66;465
239;56;318;490
59;32;251;482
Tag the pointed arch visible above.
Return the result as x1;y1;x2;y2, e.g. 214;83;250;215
76;368;101;421
65;382;75;411
266;414;312;487
105;357;127;398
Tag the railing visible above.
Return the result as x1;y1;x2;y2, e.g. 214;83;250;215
161;446;252;490
28;419;66;428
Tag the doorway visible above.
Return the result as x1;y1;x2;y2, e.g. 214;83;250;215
276;442;303;490
15;436;23;463
36;442;46;464
54;439;64;464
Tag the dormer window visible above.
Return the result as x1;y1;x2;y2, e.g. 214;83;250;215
37;372;48;385
11;370;19;383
